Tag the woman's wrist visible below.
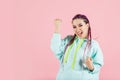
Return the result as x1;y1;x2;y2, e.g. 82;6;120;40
88;65;94;72
54;28;60;33
89;68;94;72
54;31;60;33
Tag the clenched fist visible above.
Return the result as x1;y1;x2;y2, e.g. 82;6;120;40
54;19;62;33
85;57;94;71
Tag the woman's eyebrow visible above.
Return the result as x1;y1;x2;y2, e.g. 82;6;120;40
72;25;76;26
78;23;82;25
72;23;82;26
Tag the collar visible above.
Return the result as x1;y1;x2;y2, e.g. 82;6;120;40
75;36;88;43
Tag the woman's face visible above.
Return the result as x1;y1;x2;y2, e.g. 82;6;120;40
72;18;89;38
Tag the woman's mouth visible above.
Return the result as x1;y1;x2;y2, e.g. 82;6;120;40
77;31;83;36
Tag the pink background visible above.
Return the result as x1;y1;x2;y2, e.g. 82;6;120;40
0;0;120;80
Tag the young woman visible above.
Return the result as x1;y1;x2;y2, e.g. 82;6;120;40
50;14;104;80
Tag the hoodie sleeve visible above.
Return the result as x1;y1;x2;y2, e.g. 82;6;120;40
89;40;104;74
50;33;72;63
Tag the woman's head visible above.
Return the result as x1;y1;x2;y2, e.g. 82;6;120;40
63;14;92;62
72;14;91;39
66;14;92;46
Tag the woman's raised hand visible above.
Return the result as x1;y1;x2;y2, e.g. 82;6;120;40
54;19;62;33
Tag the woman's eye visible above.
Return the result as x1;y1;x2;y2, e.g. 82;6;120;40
73;26;76;28
79;24;82;27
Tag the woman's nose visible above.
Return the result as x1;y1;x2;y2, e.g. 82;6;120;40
76;27;81;32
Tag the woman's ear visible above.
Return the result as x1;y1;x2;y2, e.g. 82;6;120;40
86;23;90;27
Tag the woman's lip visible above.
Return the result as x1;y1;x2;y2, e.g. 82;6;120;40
77;31;83;37
77;31;83;34
77;33;82;36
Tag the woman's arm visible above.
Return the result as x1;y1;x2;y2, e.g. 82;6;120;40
50;19;72;63
50;33;72;63
89;41;104;73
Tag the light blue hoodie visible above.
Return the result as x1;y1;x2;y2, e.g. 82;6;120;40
50;33;104;80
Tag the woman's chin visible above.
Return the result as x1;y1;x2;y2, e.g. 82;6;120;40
77;35;83;38
77;35;86;39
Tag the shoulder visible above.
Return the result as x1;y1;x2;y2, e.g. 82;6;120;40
63;35;73;41
91;39;101;50
91;39;99;46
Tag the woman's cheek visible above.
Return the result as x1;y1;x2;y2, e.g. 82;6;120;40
83;29;88;36
82;32;87;38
